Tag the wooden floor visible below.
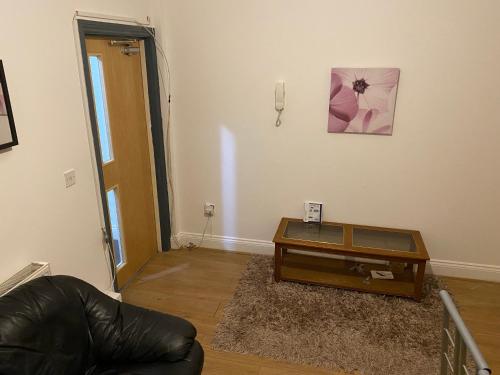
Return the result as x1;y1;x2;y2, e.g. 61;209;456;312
122;248;500;374
442;277;500;372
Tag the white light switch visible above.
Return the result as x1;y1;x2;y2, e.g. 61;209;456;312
64;169;76;188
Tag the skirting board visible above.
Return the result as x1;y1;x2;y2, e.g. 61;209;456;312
174;232;500;282
174;232;274;255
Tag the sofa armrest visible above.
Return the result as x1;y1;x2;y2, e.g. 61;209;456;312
64;276;197;363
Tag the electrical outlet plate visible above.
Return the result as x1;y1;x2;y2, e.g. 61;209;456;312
204;202;215;217
64;169;76;188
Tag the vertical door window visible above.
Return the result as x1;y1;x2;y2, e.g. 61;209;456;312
106;188;125;267
89;55;113;163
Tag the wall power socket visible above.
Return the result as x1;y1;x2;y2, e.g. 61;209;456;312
204;203;215;217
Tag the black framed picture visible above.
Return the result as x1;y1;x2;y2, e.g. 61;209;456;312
0;60;18;150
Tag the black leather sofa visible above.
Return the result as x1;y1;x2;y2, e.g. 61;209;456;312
0;275;204;375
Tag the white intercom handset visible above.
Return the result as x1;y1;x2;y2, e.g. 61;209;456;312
275;81;285;127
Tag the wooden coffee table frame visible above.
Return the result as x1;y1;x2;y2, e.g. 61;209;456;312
273;218;430;301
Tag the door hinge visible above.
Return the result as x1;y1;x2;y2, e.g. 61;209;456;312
101;227;111;245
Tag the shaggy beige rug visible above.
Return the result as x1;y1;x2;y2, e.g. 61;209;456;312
212;255;446;375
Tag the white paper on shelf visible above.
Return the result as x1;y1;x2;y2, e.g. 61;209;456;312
370;270;394;280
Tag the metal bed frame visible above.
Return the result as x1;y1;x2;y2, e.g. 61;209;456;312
440;290;491;375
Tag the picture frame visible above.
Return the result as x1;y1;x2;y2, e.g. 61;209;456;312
0;60;18;150
328;67;400;135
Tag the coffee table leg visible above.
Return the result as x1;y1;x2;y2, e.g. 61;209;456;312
414;261;426;301
274;244;282;282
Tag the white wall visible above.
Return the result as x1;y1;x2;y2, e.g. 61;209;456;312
157;0;500;269
1;0;498;286
0;0;154;288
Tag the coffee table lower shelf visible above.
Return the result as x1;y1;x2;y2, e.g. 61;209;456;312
278;252;418;299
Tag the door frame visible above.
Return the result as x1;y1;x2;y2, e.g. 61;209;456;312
77;20;171;287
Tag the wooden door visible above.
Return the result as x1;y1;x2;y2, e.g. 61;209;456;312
86;37;158;288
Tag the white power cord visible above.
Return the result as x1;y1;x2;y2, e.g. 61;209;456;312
138;25;212;250
135;25;182;248
275;108;284;127
185;215;212;250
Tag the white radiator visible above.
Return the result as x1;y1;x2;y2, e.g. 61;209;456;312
0;262;51;297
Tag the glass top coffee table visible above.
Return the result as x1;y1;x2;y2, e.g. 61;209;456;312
273;218;429;300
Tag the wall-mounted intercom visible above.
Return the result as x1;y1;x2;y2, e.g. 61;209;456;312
275;80;285;127
304;201;323;223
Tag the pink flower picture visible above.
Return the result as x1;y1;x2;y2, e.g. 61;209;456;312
328;68;400;135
